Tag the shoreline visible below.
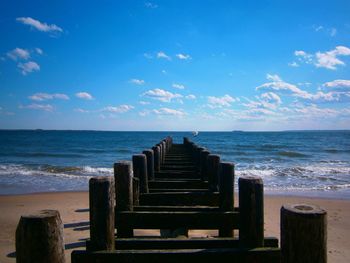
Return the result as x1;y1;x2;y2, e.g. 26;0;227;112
2;188;350;200
0;191;349;263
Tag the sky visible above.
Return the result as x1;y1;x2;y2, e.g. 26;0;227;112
0;0;350;131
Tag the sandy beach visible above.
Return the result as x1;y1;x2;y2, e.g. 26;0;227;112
0;191;349;263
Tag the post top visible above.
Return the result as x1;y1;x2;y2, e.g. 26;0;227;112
238;176;262;184
282;203;327;216
20;209;60;219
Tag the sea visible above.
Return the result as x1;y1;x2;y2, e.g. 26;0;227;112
0;130;349;198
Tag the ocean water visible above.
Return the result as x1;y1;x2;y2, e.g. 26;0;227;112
0;130;349;198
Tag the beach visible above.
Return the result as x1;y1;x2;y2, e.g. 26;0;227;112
0;191;349;263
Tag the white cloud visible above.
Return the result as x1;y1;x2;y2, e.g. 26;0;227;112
16;17;63;33
294;104;338;117
35;48;43;55
145;2;158;8
315;46;350;70
102;105;134;113
29;93;69;101
293;46;350;70
323;79;350;90
185;94;196;100
172;83;185;89
142;88;182;102
153;107;186;117
288;61;299;67
139;101;150;105
157;51;171;60
256;74;311;99
266;74;282;82
18;61;40;75
76;92;93;100
130;79;145;85
294;50;313;64
207;94;235;108
330;28;337;37
74;108;89;113
7;48;30;60
313;25;337;37
20;103;53;111
260;92;282;108
176;53;191;60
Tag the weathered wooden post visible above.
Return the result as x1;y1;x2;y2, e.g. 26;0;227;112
89;176;115;251
200;150;210;181
143;149;154;181
218;162;234;237
192;144;198;166
281;204;327;263
157;143;163;165
132;154;148;193
152;146;160;172
239;176;264;247
196;147;206;172
133;177;140;206
162;141;166;162
114;161;133;237
16;210;65;263
183;137;189;145
207;154;220;191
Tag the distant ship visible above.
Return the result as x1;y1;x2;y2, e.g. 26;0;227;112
192;131;199;137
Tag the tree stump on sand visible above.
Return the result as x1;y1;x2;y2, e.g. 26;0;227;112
16;209;65;263
281;203;327;263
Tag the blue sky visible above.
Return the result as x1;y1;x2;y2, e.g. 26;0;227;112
0;0;350;131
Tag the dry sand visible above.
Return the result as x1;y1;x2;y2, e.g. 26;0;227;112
0;191;349;263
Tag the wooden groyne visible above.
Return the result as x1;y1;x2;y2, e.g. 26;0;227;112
15;136;327;263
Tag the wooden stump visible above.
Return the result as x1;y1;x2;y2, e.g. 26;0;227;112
218;162;234;237
200;150;210;181
281;203;327;263
89;176;115;251
152;146;160;172
207;154;220;191
239;176;264;247
132;154;149;193
133;177;140;206
16;209;65;263
143;149;154;181
114;161;133;237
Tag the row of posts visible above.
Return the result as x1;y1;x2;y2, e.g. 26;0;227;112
15;136;327;263
184;137;265;244
89;137;173;250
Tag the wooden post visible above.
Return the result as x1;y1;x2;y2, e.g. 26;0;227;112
183;137;189;145
200;150;210;181
143;149;154;181
89;176;115;251
239;176;264;247
192;144;198;167
218;162;234;237
152;146;160;172
157;143;163;165
162;140;167;154
132;154;149;193
114;161;133;237
281;204;327;263
162;141;166;162
133;177;140;206
16;210;65;263
196;147;205;172
207;154;220;191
